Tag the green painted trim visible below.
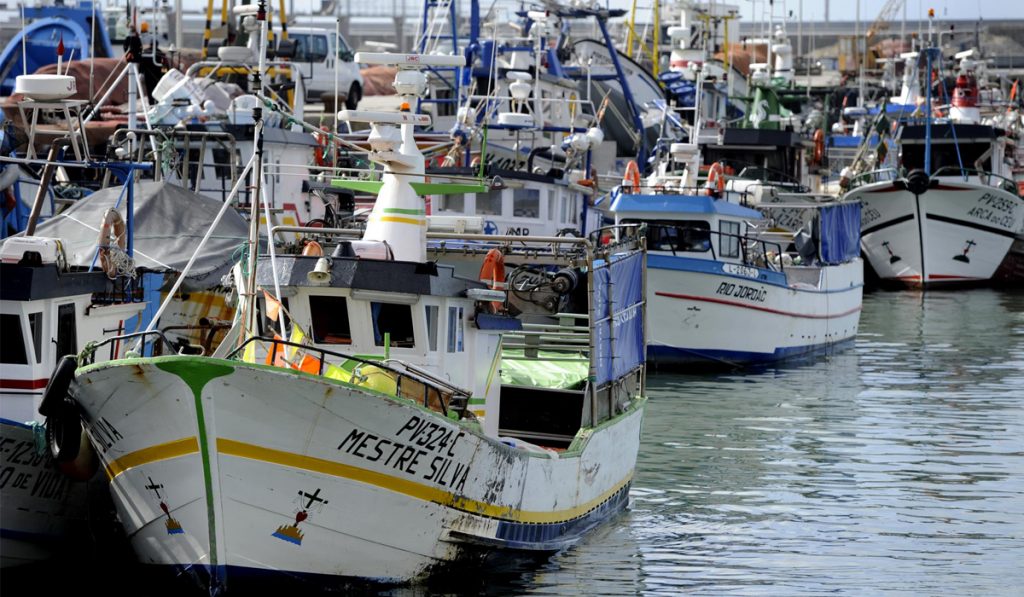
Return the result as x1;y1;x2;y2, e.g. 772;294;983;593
409;182;488;195
564;395;648;456
329;179;384;194
329;180;487;196
467;398;486;405
155;360;234;567
382;207;426;215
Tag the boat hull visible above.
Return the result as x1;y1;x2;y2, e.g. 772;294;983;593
72;357;644;590
0;419;111;568
646;255;863;368
851;180;1024;287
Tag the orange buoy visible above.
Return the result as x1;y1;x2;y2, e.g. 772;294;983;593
302;241;324;257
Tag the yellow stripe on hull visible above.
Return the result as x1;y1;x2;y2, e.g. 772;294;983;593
217;437;630;524
105;437;199;480
373;216;427;226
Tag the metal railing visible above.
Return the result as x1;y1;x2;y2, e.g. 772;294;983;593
931;166;1020;194
228;336;470;418
640;223;789;272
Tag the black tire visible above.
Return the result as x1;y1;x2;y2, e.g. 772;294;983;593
38;355;76;417
345;83;362;110
46;398;83;463
905;169;931;196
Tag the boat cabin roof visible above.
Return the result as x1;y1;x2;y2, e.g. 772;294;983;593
0;263;114;302
255;254;482;298
609;193;763;220
897;122;999;144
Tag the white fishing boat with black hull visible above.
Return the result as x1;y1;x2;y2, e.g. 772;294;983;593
845;123;1024;287
842;48;1024;288
52;45;648;593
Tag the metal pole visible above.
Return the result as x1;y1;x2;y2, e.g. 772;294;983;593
24;143;65;236
925;48;932;175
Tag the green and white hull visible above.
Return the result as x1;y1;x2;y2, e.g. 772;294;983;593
74;356;644;588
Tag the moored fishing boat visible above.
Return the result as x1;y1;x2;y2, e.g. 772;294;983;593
609;161;862;368
0;171;147;567
51;41;648;592
842;48;1024;288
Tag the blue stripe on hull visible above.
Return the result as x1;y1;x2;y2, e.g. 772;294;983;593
127;486;632;593
649;337;856;370
494;483;630;550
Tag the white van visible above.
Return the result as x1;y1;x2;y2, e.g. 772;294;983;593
283;28;363;108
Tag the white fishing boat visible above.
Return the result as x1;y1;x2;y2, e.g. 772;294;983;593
609;125;862;367
843;49;1024;287
51;44;648;592
0;205;145;567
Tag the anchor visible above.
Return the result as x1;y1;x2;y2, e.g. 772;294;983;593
953;239;976;263
882;241;902;264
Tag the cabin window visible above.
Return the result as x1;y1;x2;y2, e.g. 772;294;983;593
309;296;351;344
559;195;568;223
28;312;43;364
476;190;503;215
258;296;291;337
55;304;77;362
371;303;415;347
438;194;465;213
0;314;28;364
719;221;741;258
446;306;464;353
547;190;556;221
424;305;439;351
512;188;540;218
644;221;711;253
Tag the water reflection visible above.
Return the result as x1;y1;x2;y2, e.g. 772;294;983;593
629;289;1024;594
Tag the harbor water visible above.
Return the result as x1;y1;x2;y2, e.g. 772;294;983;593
4;289;1023;595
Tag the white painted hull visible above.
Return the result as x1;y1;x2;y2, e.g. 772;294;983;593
0;420;98;568
646;255;863;367
849;180;1024;287
73;357;643;590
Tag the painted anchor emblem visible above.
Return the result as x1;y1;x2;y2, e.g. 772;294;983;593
953;239;976;263
146;476;183;535
273;487;329;545
882;241;901;264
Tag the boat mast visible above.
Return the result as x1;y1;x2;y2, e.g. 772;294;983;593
243;0;271;342
924;8;935;176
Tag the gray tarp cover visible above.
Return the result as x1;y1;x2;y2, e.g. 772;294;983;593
33;181;249;290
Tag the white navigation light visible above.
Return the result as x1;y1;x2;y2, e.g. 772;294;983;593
338;110;431;126
355;53;465;68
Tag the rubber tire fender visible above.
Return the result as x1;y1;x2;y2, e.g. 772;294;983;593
905;169;931;196
46;397;83;463
38;355;76;418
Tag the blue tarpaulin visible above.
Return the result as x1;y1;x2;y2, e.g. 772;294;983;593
819;202;862;265
593;251;645;386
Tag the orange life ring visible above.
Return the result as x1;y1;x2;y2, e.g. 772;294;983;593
812;129;825;166
705;161;726;197
621;160;641;191
98;208;126;279
478;249;506;313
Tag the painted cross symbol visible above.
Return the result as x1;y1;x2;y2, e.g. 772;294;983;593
145;477;164;499
953;239;977;263
299;488;328;509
